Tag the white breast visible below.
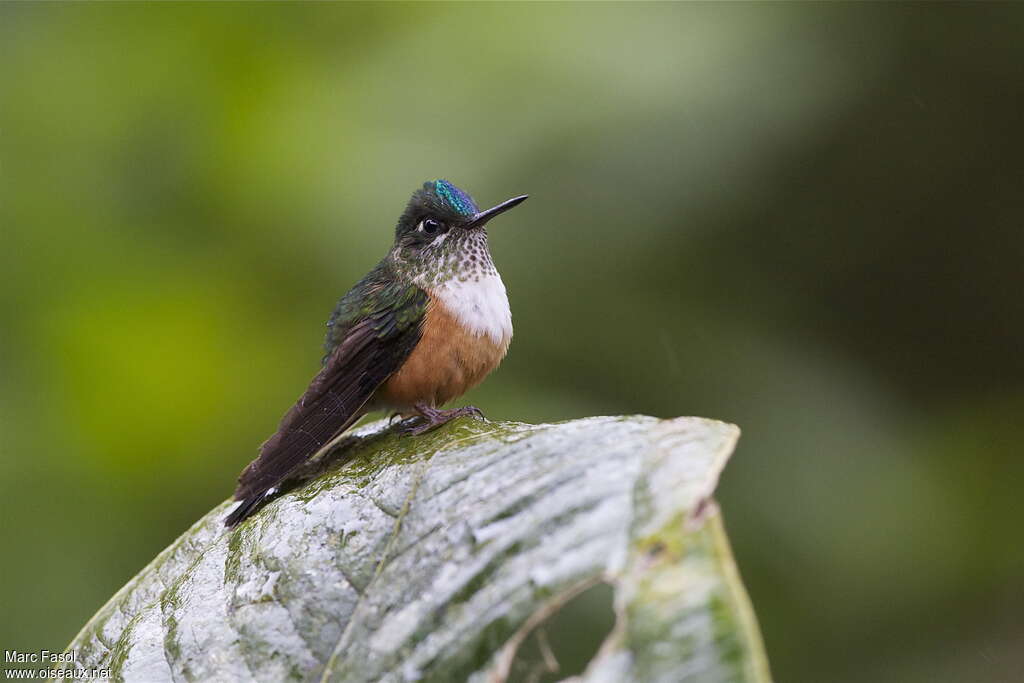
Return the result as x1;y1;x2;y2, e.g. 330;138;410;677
432;273;513;345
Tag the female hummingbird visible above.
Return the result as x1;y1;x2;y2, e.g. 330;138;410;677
225;180;527;527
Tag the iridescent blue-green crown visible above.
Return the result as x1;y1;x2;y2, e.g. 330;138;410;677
432;179;478;216
395;179;484;239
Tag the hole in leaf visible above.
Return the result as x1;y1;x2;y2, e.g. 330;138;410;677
507;582;616;683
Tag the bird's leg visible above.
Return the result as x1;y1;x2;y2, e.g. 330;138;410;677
397;402;484;436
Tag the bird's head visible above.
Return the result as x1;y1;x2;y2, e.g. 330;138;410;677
390;180;527;282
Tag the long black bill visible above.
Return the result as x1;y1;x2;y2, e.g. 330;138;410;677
466;194;528;229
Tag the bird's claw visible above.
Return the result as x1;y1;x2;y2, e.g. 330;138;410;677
395;419;436;437
396;405;485;436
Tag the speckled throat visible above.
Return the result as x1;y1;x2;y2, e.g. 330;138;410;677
391;227;498;289
391;226;512;345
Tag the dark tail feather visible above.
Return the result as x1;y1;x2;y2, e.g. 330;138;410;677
223;305;419;528
224;492;270;528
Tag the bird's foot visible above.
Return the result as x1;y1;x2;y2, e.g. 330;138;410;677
397;403;484;436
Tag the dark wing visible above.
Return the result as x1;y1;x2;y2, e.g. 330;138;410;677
225;278;428;527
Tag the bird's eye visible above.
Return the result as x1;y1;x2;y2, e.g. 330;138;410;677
419;218;444;235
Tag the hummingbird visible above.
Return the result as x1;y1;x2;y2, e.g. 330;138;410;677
224;180;527;527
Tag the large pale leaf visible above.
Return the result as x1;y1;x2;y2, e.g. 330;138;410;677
64;416;770;682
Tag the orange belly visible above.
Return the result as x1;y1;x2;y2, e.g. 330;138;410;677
374;296;510;411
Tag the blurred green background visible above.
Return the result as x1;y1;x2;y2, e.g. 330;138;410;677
2;3;1022;682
